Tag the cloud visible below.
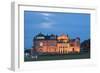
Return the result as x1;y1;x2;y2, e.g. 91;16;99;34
44;17;50;20
37;13;55;29
39;22;55;29
40;13;52;16
38;12;56;22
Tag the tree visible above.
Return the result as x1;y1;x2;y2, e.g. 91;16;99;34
81;39;90;52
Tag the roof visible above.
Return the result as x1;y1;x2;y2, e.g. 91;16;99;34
34;33;57;40
36;32;45;37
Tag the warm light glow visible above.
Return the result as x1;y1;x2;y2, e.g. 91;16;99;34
34;33;80;54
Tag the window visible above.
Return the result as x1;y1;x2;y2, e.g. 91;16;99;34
50;43;56;46
40;42;43;46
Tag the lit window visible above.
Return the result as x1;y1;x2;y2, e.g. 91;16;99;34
40;42;43;46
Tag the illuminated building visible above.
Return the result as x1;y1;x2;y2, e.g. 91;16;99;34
32;33;80;55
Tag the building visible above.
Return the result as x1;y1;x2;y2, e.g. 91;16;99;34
69;38;80;53
33;33;57;55
32;33;80;55
57;34;70;54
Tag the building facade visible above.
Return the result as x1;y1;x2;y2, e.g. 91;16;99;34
32;33;80;55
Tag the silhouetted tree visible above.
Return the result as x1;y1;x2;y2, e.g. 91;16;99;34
81;39;90;52
24;49;31;55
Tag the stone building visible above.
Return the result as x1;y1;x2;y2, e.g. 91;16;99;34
32;33;80;55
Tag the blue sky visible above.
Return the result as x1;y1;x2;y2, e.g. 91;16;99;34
24;11;90;49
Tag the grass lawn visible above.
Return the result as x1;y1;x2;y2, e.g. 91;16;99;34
24;52;90;62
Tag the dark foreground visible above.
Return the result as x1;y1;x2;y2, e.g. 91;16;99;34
24;52;90;62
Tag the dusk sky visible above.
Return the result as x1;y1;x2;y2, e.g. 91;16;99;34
24;11;90;49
